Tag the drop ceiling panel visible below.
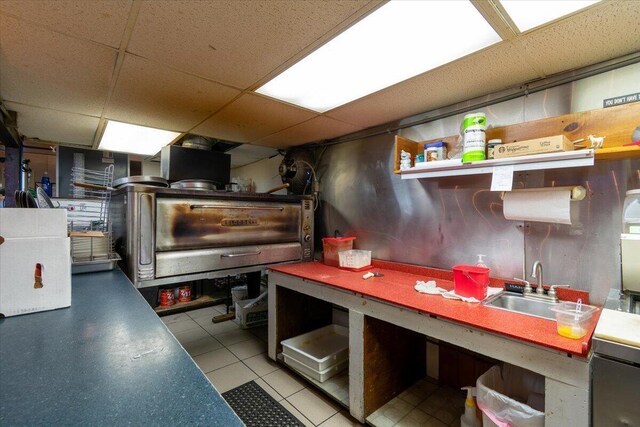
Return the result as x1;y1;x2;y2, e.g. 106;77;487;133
227;144;279;168
105;54;241;131
517;1;640;77
326;42;541;129
5;102;99;146
0;0;132;48
127;0;377;88
192;93;317;143
255;116;363;148
0;15;116;116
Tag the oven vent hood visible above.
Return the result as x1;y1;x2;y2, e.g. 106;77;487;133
160;144;231;187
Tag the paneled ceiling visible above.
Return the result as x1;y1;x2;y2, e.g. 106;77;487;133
1;0;639;167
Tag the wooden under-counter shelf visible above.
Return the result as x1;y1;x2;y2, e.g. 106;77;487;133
394;102;640;177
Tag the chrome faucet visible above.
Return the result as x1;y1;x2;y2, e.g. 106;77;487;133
524;260;569;302
530;261;544;295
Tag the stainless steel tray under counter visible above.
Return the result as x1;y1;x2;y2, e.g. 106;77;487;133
71;253;121;274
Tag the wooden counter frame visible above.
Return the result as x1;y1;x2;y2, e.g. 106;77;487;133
268;271;590;426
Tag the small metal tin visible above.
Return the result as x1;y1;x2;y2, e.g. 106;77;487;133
178;286;192;303
487;139;502;159
159;289;175;306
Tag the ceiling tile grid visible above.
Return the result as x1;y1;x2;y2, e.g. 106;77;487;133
5;102;99;146
0;14;117;117
126;0;376;88
105;54;241;132
255;116;363;148
517;1;640;77
192;93;317;143
326;41;541;129
0;0;132;48
1;0;639;156
227;143;279;168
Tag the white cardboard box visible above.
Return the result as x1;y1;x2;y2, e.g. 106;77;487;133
0;209;71;317
235;298;268;328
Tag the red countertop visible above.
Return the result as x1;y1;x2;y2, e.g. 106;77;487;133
269;260;599;357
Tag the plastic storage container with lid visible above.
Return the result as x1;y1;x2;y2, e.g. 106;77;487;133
550;301;598;339
338;249;371;270
623;189;640;234
281;324;349;382
322;237;355;267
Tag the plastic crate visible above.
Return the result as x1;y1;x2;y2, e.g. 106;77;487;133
283;353;348;383
281;324;349;371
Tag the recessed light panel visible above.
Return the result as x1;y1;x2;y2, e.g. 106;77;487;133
256;1;500;113
500;0;600;32
98;120;181;155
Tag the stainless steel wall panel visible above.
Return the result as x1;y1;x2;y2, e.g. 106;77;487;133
523;159;640;304
319;135;524;281
316;79;639;304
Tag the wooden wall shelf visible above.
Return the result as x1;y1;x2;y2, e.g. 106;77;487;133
394;102;640;176
594;145;640;160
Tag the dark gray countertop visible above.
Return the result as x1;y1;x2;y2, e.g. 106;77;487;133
0;269;243;426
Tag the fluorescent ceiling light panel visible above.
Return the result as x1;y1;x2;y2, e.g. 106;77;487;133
500;0;600;32
98;120;180;155
256;1;500;113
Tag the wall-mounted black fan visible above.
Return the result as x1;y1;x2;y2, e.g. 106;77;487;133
278;148;316;195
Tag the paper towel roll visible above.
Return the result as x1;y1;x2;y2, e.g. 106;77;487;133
503;188;574;224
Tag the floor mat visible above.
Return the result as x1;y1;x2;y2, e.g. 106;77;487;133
222;381;304;427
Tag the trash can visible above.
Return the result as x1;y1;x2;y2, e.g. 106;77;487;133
476;365;545;427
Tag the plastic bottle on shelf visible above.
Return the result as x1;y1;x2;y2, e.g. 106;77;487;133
460;386;481;427
476;254;487;268
622;189;640;234
461;112;486;163
41;171;52;197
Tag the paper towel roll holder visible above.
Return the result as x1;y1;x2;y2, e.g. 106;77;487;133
500;185;586;201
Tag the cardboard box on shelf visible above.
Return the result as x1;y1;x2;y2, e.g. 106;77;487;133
494;135;574;159
0;209;71;317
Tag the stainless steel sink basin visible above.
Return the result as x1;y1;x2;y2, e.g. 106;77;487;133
483;292;558;320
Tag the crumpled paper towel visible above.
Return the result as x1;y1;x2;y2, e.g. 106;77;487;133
415;280;502;303
415;280;447;295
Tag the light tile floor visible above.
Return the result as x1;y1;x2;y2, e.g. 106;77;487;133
163;305;466;427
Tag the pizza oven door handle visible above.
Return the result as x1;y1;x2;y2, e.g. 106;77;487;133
220;251;262;258
190;205;284;211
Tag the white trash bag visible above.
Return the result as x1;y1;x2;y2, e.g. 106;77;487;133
476;365;545;427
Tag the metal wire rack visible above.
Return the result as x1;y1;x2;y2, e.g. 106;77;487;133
68;164;114;232
66;164;120;272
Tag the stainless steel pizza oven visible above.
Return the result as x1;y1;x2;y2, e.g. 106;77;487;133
111;184;314;288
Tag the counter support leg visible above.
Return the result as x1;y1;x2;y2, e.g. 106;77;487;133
545;377;589;427
268;281;276;361
349;311;365;423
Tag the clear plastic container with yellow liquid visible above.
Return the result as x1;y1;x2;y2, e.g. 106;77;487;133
550;300;597;339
